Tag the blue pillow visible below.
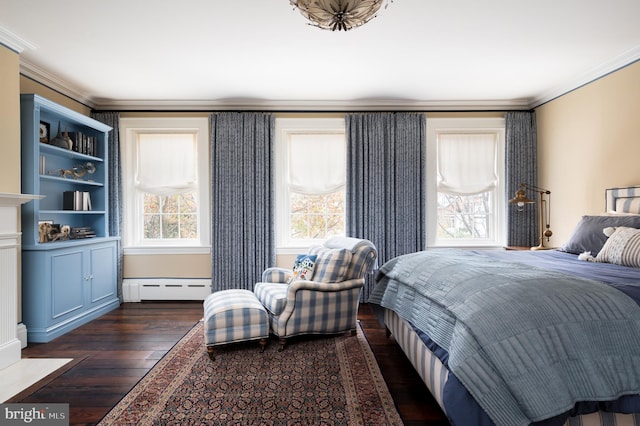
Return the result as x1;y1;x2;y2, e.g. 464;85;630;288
560;215;640;256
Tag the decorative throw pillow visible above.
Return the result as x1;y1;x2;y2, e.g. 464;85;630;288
559;215;640;256
308;247;352;283
287;254;317;284
595;226;640;268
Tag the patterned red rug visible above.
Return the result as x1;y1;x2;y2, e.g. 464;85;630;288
98;321;403;425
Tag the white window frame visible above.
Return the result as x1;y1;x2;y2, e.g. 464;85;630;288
426;117;506;248
120;117;210;254
275;117;346;254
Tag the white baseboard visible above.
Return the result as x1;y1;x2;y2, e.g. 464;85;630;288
16;323;27;349
123;278;212;302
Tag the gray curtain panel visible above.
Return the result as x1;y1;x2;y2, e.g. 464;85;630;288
210;112;275;292
346;112;426;301
505;111;538;247
90;111;124;302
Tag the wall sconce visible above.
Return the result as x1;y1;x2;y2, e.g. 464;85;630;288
509;182;553;250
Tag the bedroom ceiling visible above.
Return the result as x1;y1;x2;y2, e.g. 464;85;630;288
1;0;639;110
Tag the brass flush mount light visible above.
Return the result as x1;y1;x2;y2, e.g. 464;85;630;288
291;0;391;31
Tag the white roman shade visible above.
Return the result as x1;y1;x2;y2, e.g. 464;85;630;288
437;133;497;195
135;133;197;196
288;133;346;195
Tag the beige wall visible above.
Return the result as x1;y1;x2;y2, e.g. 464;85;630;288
399;71;637;251
536;61;640;247
0;47;21;194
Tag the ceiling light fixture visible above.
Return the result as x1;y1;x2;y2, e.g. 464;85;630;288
290;0;390;31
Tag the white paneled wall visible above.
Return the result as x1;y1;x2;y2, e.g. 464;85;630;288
0;194;39;371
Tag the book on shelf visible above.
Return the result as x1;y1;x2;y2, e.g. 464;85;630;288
63;191;92;211
67;132;97;156
82;191;92;211
70;226;96;239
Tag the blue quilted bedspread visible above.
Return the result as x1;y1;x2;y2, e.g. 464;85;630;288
369;249;640;426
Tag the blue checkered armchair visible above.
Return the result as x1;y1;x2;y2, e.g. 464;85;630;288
254;237;377;350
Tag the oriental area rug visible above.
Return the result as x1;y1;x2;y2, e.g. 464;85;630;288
98;321;403;425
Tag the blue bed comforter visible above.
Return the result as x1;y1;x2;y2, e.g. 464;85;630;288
369;249;640;426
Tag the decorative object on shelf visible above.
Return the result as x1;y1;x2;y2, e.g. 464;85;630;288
290;0;390;31
38;220;53;243
49;225;71;242
509;182;553;250
72;161;96;178
50;121;73;150
39;121;50;143
55;162;97;180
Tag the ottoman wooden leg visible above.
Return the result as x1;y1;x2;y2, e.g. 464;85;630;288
207;346;215;361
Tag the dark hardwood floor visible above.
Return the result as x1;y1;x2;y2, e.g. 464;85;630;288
9;302;448;425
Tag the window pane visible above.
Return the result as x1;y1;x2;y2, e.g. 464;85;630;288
144;194;160;214
437;192;492;240
163;195;178;213
142;191;198;241
289;191;345;240
161;214;179;239
180;192;197;213
144;214;161;239
180;214;198;239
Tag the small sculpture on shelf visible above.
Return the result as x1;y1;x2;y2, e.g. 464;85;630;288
53;162;97;180
49;121;73;150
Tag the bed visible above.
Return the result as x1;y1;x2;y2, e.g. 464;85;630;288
369;186;640;426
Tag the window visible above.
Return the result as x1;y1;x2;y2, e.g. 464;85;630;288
426;118;505;247
275;118;346;252
120;117;210;253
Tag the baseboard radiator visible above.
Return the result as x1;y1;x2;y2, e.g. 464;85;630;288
123;278;212;302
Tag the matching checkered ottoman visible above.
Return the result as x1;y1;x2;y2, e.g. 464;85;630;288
203;289;269;360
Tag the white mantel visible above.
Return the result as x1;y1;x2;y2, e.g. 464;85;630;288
0;193;40;371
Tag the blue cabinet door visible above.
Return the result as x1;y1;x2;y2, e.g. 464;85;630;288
51;249;85;319
88;242;117;306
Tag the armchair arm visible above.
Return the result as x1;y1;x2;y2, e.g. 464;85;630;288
286;278;364;294
274;278;365;337
262;267;291;283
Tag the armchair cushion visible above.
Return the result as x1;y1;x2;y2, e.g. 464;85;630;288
287;254;317;284
254;282;288;315
308;247;352;283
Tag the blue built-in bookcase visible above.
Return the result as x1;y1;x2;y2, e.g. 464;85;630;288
20;94;120;342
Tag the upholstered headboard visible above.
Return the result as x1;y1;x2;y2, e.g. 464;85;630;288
605;186;640;213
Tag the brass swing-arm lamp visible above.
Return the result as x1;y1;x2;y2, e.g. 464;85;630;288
509;182;553;250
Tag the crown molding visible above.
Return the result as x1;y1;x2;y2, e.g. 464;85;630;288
92;98;531;112
0;26;36;53
529;45;640;108
19;59;96;108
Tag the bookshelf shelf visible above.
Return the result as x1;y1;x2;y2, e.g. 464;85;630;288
40;175;104;187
